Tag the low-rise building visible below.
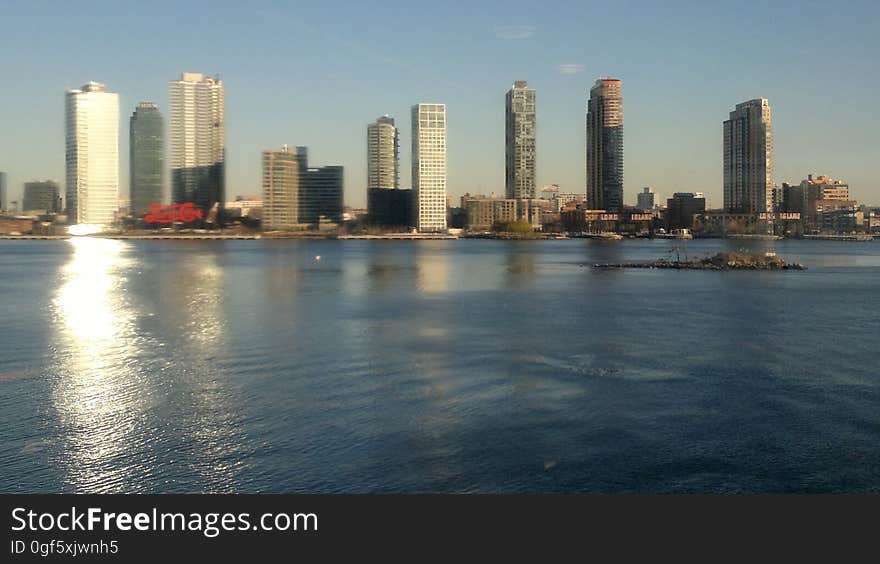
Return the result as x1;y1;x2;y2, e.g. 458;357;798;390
22;181;62;214
665;192;706;229
462;195;553;231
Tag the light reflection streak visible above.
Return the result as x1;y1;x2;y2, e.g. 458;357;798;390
51;237;143;492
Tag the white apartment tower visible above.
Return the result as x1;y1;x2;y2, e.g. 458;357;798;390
723;98;773;213
169;72;226;218
65;81;119;225
412;103;447;232
367;115;399;190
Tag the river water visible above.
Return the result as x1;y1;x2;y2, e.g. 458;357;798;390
1;238;878;492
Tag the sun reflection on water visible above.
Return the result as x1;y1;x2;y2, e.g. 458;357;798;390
51;237;143;491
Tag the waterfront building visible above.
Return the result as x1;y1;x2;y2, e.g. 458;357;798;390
0;172;6;211
22;180;61;214
367;188;414;228
225;195;263;219
367;115;399;190
462;195;551;231
412;103;447;232
65;81;119;226
367;114;411;227
637;187;655;211
302;165;344;227
262;146;343;230
665;192;706;229
814;200;859;233
800;174;849;202
262;145;307;230
723;98;773;213
129;102;164;216
586;78;623;212
169;72;225;222
505;81;536;199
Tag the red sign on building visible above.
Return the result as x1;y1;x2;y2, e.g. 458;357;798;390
144;202;203;224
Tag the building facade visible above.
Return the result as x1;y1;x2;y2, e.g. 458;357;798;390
637;187;655;210
723;98;773;213
261;146;343;230
129;102;164;216
23;180;61;214
412;103;447;232
65;81;119;225
169;72;225;222
367;115;399;190
665;192;706;229
367;188;414;228
586;78;623;212
262;145;307;230
505;81;536;200
303;166;344;227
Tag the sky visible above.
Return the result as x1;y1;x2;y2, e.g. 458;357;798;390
1;0;879;209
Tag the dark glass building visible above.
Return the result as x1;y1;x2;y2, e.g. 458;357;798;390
303;166;344;226
129;102;164;216
367;188;415;228
665;192;706;229
586;78;623;212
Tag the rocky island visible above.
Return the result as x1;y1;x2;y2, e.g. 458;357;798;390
593;251;806;270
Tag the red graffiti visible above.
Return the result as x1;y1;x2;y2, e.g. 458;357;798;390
144;202;204;224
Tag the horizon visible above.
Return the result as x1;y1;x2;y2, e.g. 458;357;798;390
1;0;878;209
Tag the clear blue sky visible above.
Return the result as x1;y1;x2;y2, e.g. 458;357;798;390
1;0;878;208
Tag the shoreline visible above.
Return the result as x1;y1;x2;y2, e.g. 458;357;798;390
0;233;875;242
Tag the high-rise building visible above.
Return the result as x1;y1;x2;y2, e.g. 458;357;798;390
22;180;61;214
367;115;399;190
169;72;225;222
723;98;773;213
637;187;655;211
367;114;412;227
262;145;307;230
129;102;164;216
65;81;119;225
586;78;623;212
261;146;343;230
412;103;447;232
505;80;536;200
0;172;6;211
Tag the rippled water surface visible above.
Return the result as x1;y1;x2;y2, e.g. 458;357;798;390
1;238;878;493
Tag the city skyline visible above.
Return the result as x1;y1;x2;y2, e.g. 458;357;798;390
0;1;878;209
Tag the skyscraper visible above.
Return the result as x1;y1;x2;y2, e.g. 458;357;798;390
505;80;536;200
723;98;773;213
586;78;623;212
367;115;399;190
129;102;164;216
412;103;447;232
0;172;6;211
169;72;225;222
367;115;413;227
65;81;119;225
262;145;306;230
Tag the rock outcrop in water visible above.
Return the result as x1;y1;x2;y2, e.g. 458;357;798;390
594;251;806;270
